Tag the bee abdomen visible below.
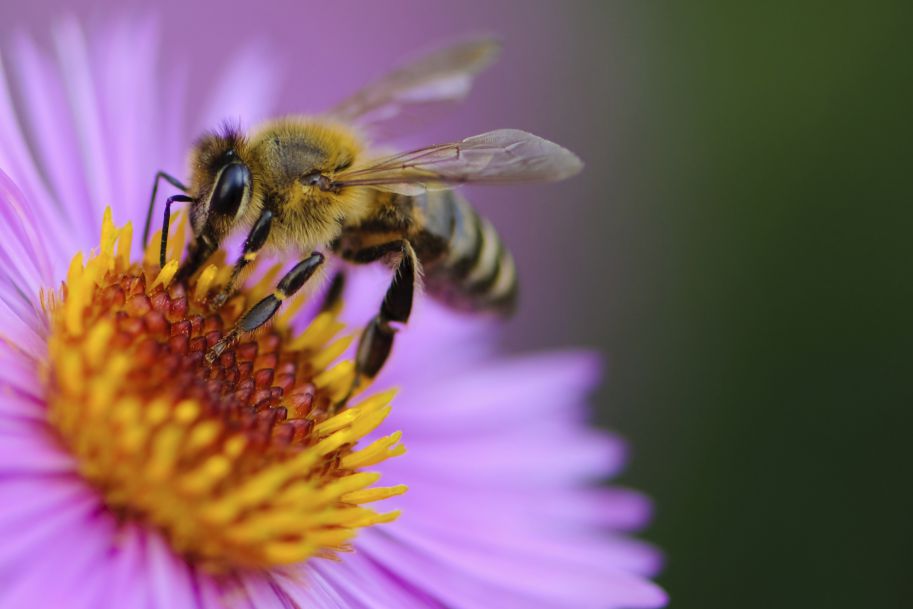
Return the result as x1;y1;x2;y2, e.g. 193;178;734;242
420;193;517;316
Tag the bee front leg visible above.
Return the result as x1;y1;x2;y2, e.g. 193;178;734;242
342;240;417;406
206;252;325;364
211;209;274;309
143;170;188;250
156;194;195;268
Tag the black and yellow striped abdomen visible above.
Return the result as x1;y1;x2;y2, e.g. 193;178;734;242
334;189;517;316
416;191;517;316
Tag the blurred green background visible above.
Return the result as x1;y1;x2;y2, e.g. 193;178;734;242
2;1;910;607
580;3;912;607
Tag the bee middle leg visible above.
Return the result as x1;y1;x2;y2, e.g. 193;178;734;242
206;252;325;363
319;270;346;313
342;240;417;403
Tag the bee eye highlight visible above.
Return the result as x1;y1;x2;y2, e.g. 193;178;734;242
211;162;251;218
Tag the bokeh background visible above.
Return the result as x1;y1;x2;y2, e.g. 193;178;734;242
1;1;910;607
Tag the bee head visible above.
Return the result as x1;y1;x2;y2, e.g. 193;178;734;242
188;124;253;240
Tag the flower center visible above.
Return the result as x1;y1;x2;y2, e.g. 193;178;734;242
42;209;405;572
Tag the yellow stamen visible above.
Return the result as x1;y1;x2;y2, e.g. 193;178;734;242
310;334;355;369
194;264;219;301
151;259;179;289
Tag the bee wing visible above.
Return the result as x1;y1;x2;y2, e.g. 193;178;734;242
325;38;499;137
332;129;584;195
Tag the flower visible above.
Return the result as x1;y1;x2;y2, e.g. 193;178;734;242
0;16;667;609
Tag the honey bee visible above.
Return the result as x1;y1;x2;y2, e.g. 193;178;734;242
143;39;583;395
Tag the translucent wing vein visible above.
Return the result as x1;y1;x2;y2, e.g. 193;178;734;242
326;38;500;138
333;129;584;195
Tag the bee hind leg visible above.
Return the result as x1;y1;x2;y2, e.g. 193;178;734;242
338;240;416;408
205;252;325;364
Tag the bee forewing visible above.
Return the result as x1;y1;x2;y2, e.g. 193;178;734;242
333;129;584;195
460;129;585;181
325;38;500;138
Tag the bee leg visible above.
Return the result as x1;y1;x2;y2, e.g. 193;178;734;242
175;233;218;284
211;210;275;309
157;194;195;268
320;270;346;313
143;171;188;249
341;241;416;406
206;252;325;364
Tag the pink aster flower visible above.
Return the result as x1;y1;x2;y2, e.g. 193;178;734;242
0;16;666;609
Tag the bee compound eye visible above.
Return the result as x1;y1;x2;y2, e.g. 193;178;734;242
212;163;251;218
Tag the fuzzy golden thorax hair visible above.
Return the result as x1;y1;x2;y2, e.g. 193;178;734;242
187;119;373;252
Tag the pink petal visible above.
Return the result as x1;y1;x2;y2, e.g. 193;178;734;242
241;575;295;609
0;433;75;475
0;170;53;353
359;530;666;609
0;478;101;574
0;476;92;535
314;550;445;609
384;351;602;433
356;533;554;609
0;56;73;269
105;525;153;609
0;502;115;609
0;412;48;438
92;18;151;221
0;299;46;361
0;348;44;410
146;532;204;609
8;32;96;244
382;427;626;486
270;569;348;609
195;572;233;609
391;517;663;579
51;18;112;239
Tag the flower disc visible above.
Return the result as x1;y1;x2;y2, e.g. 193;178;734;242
43;210;405;572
